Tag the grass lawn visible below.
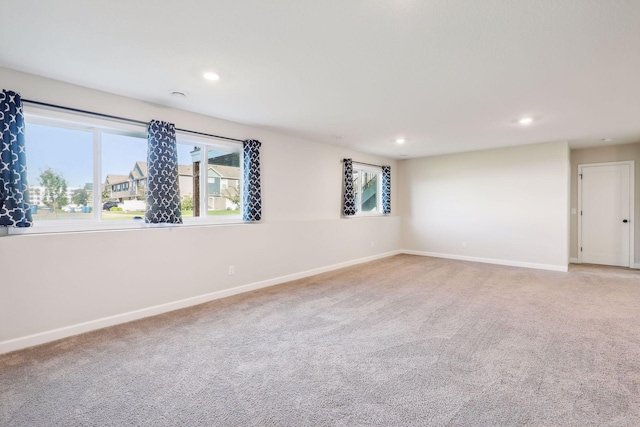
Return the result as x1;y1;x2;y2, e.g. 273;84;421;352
31;209;241;222
30;209;93;221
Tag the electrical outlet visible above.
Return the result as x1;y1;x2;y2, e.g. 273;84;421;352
228;265;235;276
371;241;375;248
462;242;467;248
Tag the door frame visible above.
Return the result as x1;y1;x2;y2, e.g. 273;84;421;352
577;160;635;267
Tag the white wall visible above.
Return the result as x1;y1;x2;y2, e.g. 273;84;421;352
0;68;401;352
398;141;570;271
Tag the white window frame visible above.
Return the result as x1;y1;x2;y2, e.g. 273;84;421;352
352;164;383;217
8;105;244;235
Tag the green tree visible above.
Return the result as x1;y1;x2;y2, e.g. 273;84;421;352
181;195;194;211
101;186;110;202
72;188;89;206
39;168;68;209
136;182;146;201
222;189;240;209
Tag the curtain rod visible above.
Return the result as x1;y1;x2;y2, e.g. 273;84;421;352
22;99;245;143
343;159;385;168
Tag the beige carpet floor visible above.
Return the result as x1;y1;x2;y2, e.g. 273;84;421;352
2;255;640;426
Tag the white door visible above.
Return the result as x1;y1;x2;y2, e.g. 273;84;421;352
580;163;631;267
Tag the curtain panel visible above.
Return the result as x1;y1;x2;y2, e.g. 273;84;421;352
145;120;182;224
343;158;356;216
0;90;32;227
382;165;391;214
242;139;262;221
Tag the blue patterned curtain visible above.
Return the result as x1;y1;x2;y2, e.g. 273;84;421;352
0;90;32;227
343;158;356;216
145;120;182;224
382;165;391;214
243;140;262;221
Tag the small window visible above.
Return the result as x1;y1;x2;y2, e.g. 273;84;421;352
352;166;382;215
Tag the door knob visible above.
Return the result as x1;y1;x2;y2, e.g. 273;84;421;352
623;219;629;223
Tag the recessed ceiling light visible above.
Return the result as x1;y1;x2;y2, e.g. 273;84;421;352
331;134;344;140
395;138;406;144
400;154;409;158
518;117;533;125
601;138;614;143
170;90;187;98
203;72;220;81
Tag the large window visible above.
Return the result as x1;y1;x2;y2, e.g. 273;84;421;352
352;166;382;215
19;107;243;232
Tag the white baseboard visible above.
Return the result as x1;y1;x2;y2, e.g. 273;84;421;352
402;250;569;272
0;250;402;355
570;259;638;269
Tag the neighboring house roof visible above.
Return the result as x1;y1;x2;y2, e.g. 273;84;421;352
209;165;240;180
105;174;128;185
107;162;194;186
130;161;147;180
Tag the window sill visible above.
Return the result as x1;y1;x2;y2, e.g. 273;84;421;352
343;213;390;219
5;216;250;236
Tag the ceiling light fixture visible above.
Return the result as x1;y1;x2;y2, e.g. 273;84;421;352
601;138;614;143
203;72;220;81
331;134;344;140
395;138;406;144
170;90;187;98
518;117;533;125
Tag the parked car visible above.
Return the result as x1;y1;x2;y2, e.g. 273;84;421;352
103;201;119;211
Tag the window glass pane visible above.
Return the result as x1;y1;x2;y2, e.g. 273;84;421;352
361;171;378;212
206;148;240;216
101;132;147;221
26;122;93;221
178;144;199;218
352;170;360;213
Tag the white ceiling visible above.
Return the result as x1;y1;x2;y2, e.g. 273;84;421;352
1;0;640;159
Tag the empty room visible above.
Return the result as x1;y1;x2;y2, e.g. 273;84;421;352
1;1;640;426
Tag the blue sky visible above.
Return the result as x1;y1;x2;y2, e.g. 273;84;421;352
26;123;195;188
